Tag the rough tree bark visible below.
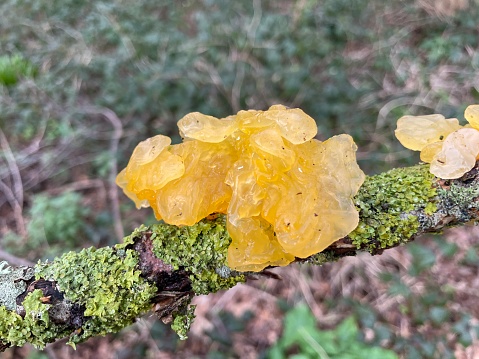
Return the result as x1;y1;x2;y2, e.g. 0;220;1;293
1;163;479;351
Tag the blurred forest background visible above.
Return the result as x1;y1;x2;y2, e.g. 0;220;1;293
1;0;479;358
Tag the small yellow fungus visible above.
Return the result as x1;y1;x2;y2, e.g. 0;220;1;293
465;105;479;129
395;104;479;179
395;114;461;151
430;128;479;179
419;141;444;163
118;105;365;271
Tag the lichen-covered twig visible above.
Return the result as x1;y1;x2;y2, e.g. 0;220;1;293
311;163;479;263
2;163;479;351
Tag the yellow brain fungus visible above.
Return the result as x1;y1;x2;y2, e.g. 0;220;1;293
395;105;479;179
117;104;365;271
395;114;461;151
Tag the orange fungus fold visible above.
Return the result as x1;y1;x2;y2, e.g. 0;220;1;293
117;105;365;271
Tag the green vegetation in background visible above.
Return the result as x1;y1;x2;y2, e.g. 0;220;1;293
2;1;478;172
267;303;398;359
3;192;90;259
328;238;479;359
204;311;256;359
0;54;37;86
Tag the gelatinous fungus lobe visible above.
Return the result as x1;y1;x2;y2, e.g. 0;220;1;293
262;135;365;259
117;105;365;272
395;105;479;179
430;128;479;179
226;216;294;272
116;135;185;209
395;114;461;152
155;139;238;226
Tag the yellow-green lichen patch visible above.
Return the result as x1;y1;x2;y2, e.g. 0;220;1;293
148;216;245;338
35;247;157;346
118;224;149;249
424;202;437;215
171;304;196;340
150;215;245;295
0;290;70;349
349;165;437;251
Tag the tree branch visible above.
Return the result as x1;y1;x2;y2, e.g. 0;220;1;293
1;163;479;351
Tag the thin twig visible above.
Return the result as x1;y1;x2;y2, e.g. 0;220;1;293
0;129;25;236
0;179;26;237
80;106;124;241
45;179;106;199
0;248;33;267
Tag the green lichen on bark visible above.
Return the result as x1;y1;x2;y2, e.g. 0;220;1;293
171;304;196;340
119;224;149;248
307;250;343;266
349;165;437;251
0;290;70;349
437;182;479;221
121;216;245;338
1;219;233;348
35;246;156;347
149;215;245;295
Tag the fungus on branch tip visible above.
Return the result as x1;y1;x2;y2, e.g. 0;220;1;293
117;105;365;271
395;104;479;179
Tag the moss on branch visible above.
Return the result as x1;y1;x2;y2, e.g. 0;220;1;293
349;164;438;251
